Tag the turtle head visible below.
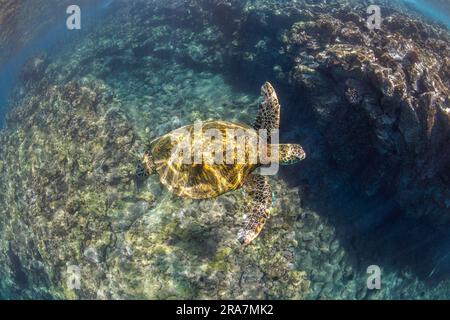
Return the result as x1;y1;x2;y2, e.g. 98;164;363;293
136;151;155;178
278;144;306;165
238;228;260;246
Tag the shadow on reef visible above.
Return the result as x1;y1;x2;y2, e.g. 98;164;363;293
212;62;450;286
190;0;450;284
254;84;450;284
248;69;450;285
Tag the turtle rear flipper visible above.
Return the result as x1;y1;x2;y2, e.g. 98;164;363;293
136;161;148;178
254;82;280;139
136;151;156;178
237;174;272;245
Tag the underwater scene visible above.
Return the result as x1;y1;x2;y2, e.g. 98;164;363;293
0;0;449;300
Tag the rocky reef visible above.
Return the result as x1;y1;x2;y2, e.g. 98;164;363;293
284;6;450;227
0;0;450;299
167;0;450;228
0;74;309;300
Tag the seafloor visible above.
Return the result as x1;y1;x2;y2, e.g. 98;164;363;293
0;0;449;299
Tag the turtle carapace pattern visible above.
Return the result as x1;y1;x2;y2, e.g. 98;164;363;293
137;82;306;245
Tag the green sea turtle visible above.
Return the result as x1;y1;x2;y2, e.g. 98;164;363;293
137;82;306;245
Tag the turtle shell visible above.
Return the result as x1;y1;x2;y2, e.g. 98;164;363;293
149;120;260;199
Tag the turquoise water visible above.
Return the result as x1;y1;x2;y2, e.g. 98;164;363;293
0;0;448;127
0;0;449;300
0;0;113;126
401;0;450;28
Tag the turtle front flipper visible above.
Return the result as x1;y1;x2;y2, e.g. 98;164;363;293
254;82;280;139
237;174;272;245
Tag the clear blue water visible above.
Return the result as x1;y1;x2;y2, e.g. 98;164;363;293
402;0;450;28
0;0;449;300
0;0;114;127
0;0;448;127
